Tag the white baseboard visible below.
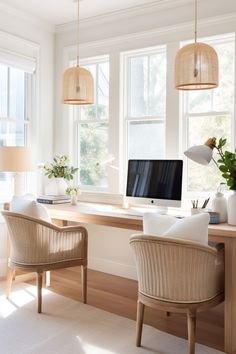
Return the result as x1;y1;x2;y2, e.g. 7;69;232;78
88;257;137;280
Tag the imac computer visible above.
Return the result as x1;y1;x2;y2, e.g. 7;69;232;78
126;159;183;210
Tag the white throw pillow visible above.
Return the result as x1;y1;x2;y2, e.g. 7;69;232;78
143;213;177;235
163;213;210;244
10;196;51;223
143;212;210;244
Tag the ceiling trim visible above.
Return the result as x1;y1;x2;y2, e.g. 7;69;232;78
0;3;54;33
62;12;236;51
56;0;192;33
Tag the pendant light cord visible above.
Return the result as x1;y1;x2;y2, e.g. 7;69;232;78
76;0;80;67
193;0;198;77
194;0;197;43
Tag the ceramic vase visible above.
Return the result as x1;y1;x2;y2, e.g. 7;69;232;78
70;194;77;205
44;178;67;196
227;191;236;225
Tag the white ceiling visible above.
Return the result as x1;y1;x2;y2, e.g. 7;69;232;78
0;0;162;25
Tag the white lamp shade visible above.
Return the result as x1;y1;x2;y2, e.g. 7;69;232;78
62;66;94;105
0;146;34;172
184;145;213;165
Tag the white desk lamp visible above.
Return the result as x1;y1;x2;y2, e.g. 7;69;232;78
0;146;34;196
184;138;216;165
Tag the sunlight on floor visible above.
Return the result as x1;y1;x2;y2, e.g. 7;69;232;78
77;336;117;354
0;285;51;319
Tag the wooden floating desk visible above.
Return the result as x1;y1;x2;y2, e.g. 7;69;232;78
46;202;236;354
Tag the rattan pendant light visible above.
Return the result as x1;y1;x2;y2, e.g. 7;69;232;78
175;0;219;90
62;0;94;104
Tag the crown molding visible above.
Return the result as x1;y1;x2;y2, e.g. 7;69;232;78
0;3;54;34
56;0;192;34
62;12;236;52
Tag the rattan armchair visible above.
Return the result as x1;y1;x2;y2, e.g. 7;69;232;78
2;211;88;313
130;234;224;354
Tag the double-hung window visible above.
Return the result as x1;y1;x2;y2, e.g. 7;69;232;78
0;58;35;199
123;46;166;164
182;33;235;194
74;56;109;191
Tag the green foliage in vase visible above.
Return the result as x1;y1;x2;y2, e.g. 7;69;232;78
215;138;236;191
66;186;81;196
42;155;78;181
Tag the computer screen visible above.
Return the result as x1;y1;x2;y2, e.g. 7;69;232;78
126;159;183;208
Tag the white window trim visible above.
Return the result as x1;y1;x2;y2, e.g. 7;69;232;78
72;55;111;192
121;45;167;193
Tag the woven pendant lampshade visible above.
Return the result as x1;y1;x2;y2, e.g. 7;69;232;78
62;66;94;105
175;0;219;90
62;0;94;105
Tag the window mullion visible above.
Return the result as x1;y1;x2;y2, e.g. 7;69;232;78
147;55;150;116
7;67;10;117
96;63;99;118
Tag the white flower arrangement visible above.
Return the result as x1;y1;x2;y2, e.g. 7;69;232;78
66;186;81;196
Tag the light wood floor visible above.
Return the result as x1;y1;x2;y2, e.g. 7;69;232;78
33;267;224;352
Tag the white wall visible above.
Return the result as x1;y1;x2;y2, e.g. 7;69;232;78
53;0;236;280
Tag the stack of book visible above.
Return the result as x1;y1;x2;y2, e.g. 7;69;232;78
37;195;71;204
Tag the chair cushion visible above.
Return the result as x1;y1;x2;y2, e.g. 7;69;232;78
10;196;51;223
143;212;210;244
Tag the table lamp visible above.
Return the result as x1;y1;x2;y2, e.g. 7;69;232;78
0;146;34;196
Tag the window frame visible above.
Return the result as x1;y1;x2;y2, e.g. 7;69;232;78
0;64;36;200
122;45;167;188
73;55;110;192
63;28;236;204
181;32;235;198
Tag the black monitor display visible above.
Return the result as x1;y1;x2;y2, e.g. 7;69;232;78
126;159;183;206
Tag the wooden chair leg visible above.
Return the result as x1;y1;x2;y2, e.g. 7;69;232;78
37;272;43;313
81;265;87;304
187;310;196;354
6;267;14;299
136;300;145;347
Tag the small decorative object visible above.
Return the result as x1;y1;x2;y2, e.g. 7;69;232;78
191;208;201;215
66;186;81;205
41;155;78;196
228;191;236;226
208;211;220;224
211;183;227;223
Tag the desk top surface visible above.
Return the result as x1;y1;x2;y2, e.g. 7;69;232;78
46;202;236;238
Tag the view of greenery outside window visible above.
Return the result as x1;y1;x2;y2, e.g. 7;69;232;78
124;46;166;161
75;58;109;190
183;34;235;193
0;64;33;199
